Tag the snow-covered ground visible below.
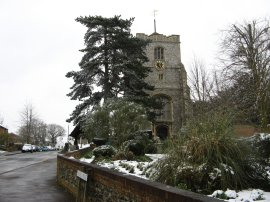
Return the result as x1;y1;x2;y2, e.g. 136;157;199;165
79;144;90;149
80;153;164;179
209;189;270;201
0;150;6;154
79;152;270;202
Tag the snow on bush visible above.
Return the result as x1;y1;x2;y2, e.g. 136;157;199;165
92;145;117;157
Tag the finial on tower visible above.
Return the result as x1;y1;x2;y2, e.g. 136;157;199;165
153;10;158;33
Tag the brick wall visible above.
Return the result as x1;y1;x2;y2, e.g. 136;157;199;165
57;154;220;202
64;147;92;159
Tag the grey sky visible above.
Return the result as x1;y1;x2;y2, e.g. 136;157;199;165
0;0;270;133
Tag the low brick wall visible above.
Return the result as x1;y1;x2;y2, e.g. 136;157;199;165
64;147;92;159
57;154;220;202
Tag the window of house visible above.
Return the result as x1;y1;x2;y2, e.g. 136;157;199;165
154;47;164;60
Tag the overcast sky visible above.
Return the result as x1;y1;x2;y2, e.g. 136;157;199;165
0;0;270;133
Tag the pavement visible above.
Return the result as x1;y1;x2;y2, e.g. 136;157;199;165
0;155;75;202
0;150;22;156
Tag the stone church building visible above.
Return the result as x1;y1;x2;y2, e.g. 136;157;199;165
136;32;191;139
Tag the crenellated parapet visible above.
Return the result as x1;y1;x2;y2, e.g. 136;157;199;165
136;33;180;43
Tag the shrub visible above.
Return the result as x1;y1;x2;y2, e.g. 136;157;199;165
240;133;270;190
92;145;117;157
145;143;157;154
253;133;270;164
127;130;157;154
113;150;135;161
126;151;134;161
127;131;151;141
123;140;145;156
113;151;126;160
83;99;151;147
152;109;270;193
92;137;107;146
83;151;93;159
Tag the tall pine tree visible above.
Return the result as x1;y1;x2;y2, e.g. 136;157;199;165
66;15;157;124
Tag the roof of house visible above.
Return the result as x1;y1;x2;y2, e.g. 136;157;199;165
9;133;19;138
69;124;83;138
0;125;8;131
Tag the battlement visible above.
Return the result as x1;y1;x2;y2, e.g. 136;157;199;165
136;33;180;43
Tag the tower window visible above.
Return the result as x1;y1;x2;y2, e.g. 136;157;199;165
159;74;163;80
154;47;164;60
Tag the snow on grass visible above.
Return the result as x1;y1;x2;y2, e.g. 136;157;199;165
0;150;6;154
79;153;165;179
80;155;95;164
98;160;147;178
79;144;91;149
209;189;270;201
69;131;270;202
79;150;270;201
258;133;270;140
225;190;237;199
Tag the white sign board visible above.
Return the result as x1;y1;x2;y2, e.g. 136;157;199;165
77;170;88;181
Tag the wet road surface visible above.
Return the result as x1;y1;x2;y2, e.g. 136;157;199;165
0;152;75;202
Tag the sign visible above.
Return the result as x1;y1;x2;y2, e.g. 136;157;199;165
77;170;88;181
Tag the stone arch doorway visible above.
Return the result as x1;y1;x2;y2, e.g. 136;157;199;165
156;125;169;140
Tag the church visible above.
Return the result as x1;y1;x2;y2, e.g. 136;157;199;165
136;32;191;139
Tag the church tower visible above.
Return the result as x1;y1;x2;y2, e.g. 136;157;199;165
136;32;191;139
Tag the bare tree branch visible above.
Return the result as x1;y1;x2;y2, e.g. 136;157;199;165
47;124;65;146
220;19;270;127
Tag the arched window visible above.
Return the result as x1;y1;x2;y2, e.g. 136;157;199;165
154;47;164;60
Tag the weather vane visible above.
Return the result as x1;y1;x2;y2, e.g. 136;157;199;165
153;9;158;33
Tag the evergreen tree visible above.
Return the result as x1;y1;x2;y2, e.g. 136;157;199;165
66;15;158;124
83;99;150;145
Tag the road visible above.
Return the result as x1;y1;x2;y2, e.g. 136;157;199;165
0;151;75;202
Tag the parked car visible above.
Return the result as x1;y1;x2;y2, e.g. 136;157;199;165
22;144;33;153
40;146;49;151
36;146;41;152
32;145;39;152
